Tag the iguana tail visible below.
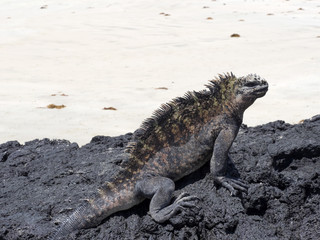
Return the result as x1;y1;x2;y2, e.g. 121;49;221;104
49;182;143;240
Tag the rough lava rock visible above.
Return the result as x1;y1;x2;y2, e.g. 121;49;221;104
1;115;320;240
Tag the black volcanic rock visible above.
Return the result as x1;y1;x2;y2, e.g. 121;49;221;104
1;115;320;240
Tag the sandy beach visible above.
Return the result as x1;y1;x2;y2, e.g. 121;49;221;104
0;0;319;146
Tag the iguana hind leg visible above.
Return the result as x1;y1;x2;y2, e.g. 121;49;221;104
135;176;198;223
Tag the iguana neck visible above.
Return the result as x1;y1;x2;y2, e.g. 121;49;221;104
222;98;245;126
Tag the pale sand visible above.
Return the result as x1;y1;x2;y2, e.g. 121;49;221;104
0;0;319;146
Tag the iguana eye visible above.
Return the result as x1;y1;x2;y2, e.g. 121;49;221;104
244;82;257;87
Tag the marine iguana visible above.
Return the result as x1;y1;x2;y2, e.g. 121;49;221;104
50;73;268;239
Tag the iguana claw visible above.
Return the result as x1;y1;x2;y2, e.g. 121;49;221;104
215;176;248;196
151;192;199;222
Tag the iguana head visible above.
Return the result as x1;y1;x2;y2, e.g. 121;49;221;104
238;74;268;98
234;74;268;110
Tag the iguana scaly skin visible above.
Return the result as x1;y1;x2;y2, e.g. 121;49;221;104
50;73;268;239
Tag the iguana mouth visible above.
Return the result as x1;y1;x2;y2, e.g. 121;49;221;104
253;84;268;96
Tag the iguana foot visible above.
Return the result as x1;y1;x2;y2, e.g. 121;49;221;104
150;192;199;223
215;176;248;196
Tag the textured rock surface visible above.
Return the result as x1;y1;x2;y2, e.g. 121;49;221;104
1;115;320;240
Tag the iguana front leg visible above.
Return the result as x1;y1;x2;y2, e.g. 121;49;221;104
211;125;248;195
